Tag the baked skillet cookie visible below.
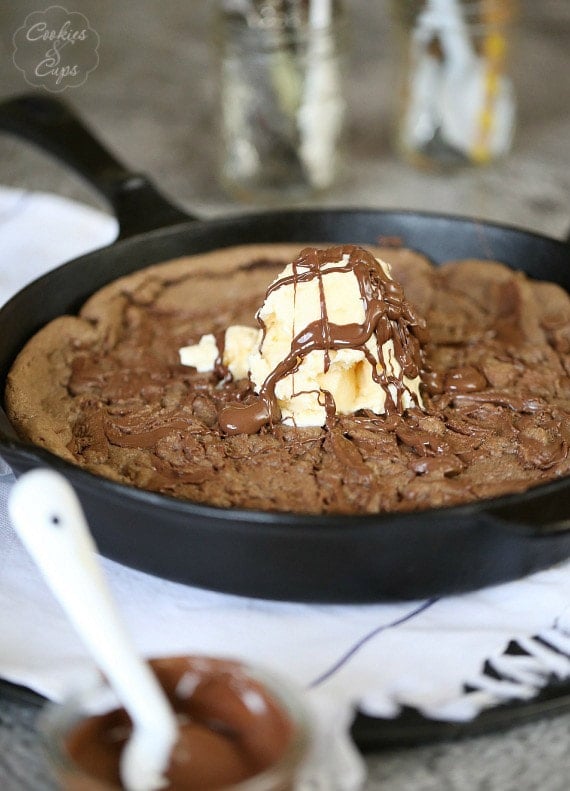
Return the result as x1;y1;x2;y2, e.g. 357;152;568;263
6;243;570;515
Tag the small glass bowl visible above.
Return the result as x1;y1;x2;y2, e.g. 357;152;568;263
39;656;314;791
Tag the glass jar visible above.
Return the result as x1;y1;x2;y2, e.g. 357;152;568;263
39;656;314;791
215;0;346;203
391;0;517;170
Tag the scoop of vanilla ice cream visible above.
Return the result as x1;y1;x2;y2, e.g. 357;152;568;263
179;249;424;429
248;255;422;426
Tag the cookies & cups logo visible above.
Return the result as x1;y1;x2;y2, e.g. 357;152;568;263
13;5;99;92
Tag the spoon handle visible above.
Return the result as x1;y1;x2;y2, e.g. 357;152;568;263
8;469;178;739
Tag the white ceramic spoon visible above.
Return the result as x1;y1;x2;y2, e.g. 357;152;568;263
8;468;179;791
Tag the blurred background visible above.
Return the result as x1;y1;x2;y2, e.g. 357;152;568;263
0;0;569;237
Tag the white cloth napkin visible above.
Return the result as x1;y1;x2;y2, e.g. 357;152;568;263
1;186;570;741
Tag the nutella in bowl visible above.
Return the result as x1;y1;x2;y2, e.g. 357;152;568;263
41;656;311;791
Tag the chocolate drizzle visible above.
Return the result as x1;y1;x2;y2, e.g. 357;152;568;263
214;329;231;382
219;246;428;435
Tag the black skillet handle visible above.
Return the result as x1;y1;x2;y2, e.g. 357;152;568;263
0;93;194;239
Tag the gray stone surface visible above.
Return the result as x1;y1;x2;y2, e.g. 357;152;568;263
1;0;570;788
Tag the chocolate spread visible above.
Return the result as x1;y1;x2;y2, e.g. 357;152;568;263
64;657;296;790
219;246;427;435
6;243;570;514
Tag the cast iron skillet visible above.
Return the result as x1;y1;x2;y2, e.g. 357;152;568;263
0;93;569;603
